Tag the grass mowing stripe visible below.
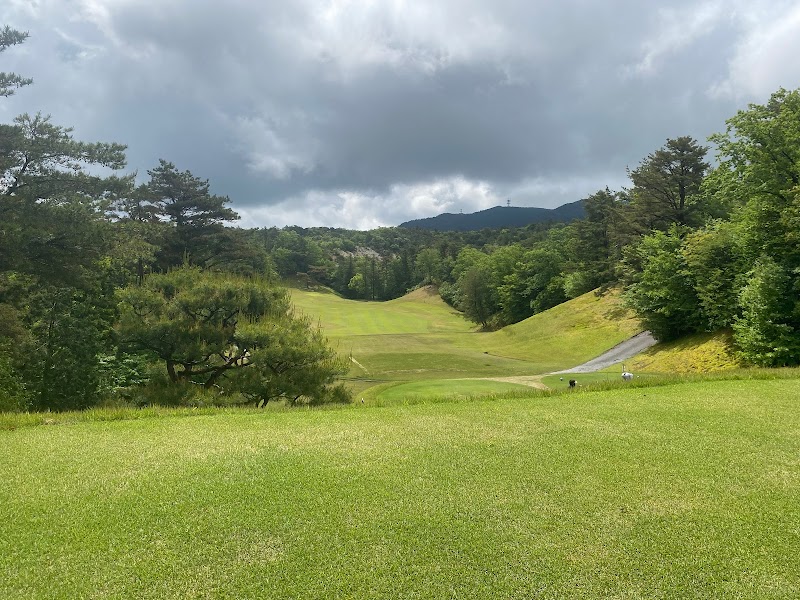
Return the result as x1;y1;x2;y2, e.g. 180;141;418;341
2;379;799;598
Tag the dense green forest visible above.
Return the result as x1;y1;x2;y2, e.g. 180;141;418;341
2;25;799;412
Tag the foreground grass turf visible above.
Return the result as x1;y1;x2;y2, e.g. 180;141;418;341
358;378;533;404
3;378;800;598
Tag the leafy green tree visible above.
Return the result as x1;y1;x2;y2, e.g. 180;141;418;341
445;247;496;322
111;183;168;285
335;254;357;297
450;246;504;324
0;111;128;410
359;256;385;300
414;247;447;285
460;265;494;328
710;88;800;269
0;26;32;97
384;250;413;298
117;267;348;405
568;188;624;292
498;248;566;324
733;257;800;366
629;136;709;229
0;113;126;287
229;316;350;406
0;302;30;411
450;247;488;283
436;247;470;308
20;283;116;411
710;89;800;209
267;229;327;279
347;272;366;297
204;227;274;276
623;228;701;341
0;351;29;411
704;88;800;364
0;113;126;200
681;221;745;330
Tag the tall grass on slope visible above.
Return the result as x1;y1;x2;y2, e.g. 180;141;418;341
624;329;743;373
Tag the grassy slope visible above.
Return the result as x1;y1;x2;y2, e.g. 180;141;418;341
293;285;749;401
624;330;742;373
3;379;799;598
478;288;642;368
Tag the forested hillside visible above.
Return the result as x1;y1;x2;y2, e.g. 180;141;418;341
398;201;585;231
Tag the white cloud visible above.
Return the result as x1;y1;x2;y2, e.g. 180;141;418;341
624;1;724;77
228;113;319;180
233;173;621;229
301;0;515;77
710;3;800;98
237;176;500;229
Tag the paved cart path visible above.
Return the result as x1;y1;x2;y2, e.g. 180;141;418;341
477;331;657;389
551;331;657;374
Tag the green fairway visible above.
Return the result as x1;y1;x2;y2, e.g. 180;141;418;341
3;378;800;598
289;286;473;336
290;286;643;395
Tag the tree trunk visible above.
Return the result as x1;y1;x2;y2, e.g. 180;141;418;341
166;360;178;383
137;257;144;287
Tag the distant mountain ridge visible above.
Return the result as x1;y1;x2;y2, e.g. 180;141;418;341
398;200;585;231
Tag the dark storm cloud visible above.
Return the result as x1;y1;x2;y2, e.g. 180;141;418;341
2;0;799;227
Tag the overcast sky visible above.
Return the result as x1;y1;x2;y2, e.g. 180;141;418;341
2;1;799;229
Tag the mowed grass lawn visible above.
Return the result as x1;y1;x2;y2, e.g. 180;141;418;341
291;287;545;387
289;286;473;337
359;379;533;404
290;287;643;399
3;378;799;598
